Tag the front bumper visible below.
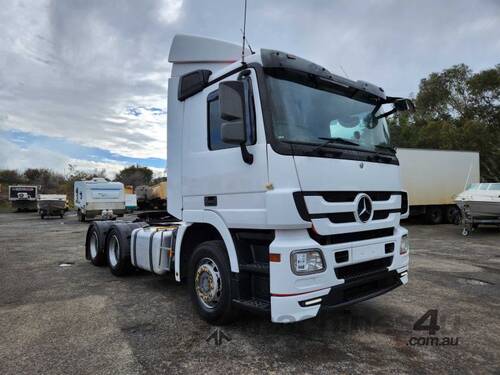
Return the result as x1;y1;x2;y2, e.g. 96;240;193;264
269;227;409;323
317;269;403;309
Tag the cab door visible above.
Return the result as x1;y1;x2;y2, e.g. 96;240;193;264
181;68;268;228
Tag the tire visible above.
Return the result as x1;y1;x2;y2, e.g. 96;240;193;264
188;240;236;325
425;206;443;225
106;227;133;276
444;205;460;225
85;222;111;266
78;210;86;222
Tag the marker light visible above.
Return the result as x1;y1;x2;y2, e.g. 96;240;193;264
400;235;409;255
291;249;325;275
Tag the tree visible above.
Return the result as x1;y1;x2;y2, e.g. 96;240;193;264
0;170;24;184
23;168;66;192
390;63;500;182
114;165;153;187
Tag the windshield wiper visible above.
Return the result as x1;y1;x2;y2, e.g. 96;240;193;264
310;137;359;153
374;143;397;153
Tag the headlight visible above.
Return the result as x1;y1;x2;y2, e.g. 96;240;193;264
400;235;409;255
290;249;325;275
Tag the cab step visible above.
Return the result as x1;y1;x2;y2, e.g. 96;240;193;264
238;263;269;274
233;298;270;314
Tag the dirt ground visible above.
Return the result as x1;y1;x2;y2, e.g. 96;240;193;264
0;211;499;374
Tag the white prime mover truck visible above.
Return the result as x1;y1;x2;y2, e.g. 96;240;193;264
85;34;412;324
75;178;125;221
397;148;480;224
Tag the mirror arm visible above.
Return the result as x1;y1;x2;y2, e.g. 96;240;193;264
375;108;397;120
240;144;254;164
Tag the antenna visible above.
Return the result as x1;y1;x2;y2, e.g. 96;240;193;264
241;0;248;63
240;28;254;54
339;64;350;78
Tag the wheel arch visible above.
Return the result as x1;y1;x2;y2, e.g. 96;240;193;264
175;212;239;282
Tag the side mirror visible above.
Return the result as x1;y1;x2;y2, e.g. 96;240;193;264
394;98;415;113
219;81;245;121
219;80;246;144
218;80;254;164
221;120;246;144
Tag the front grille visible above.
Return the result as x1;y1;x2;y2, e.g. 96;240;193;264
372;209;400;220
310;227;394;245
335;256;393;281
294;191;403;224
316;191;394;202
401;192;409;215
327;212;356;223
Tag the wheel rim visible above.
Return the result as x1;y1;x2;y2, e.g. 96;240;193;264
108;235;120;267
195;257;222;309
90;232;99;259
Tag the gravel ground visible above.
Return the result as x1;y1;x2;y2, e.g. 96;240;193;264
0;211;499;374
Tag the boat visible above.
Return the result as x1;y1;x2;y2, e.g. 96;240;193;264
454;183;500;235
37;194;67;219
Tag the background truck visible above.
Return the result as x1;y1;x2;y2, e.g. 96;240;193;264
135;185;148;209
397;148;480;224
37;194;67;219
135;182;167;210
9;185;38;211
85;34;412;324
74;178;125;222
125;194;137;212
146;181;167;209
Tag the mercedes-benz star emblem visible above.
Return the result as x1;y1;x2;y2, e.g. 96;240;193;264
354;193;373;223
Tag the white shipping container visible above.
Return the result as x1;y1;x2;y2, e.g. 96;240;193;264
397;148;480;223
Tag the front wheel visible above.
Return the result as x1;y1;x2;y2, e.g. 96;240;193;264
188;240;236;325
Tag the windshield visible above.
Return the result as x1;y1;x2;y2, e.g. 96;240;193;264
466;183;480;190
466;183;500;191
266;75;390;152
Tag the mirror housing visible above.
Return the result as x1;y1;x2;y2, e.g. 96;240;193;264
221;120;246;144
394;98;415;113
219;81;245;121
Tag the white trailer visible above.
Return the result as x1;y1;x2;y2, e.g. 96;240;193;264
85;34;412;324
397;148;480;224
37;194;67;219
74;178;125;222
9;185;38;211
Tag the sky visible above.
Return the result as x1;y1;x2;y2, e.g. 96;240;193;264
1;0;499;177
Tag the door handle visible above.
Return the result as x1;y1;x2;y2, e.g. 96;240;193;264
204;196;217;207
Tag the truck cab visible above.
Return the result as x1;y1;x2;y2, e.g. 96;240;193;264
86;34;411;324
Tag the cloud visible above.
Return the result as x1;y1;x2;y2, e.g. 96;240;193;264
158;0;184;24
